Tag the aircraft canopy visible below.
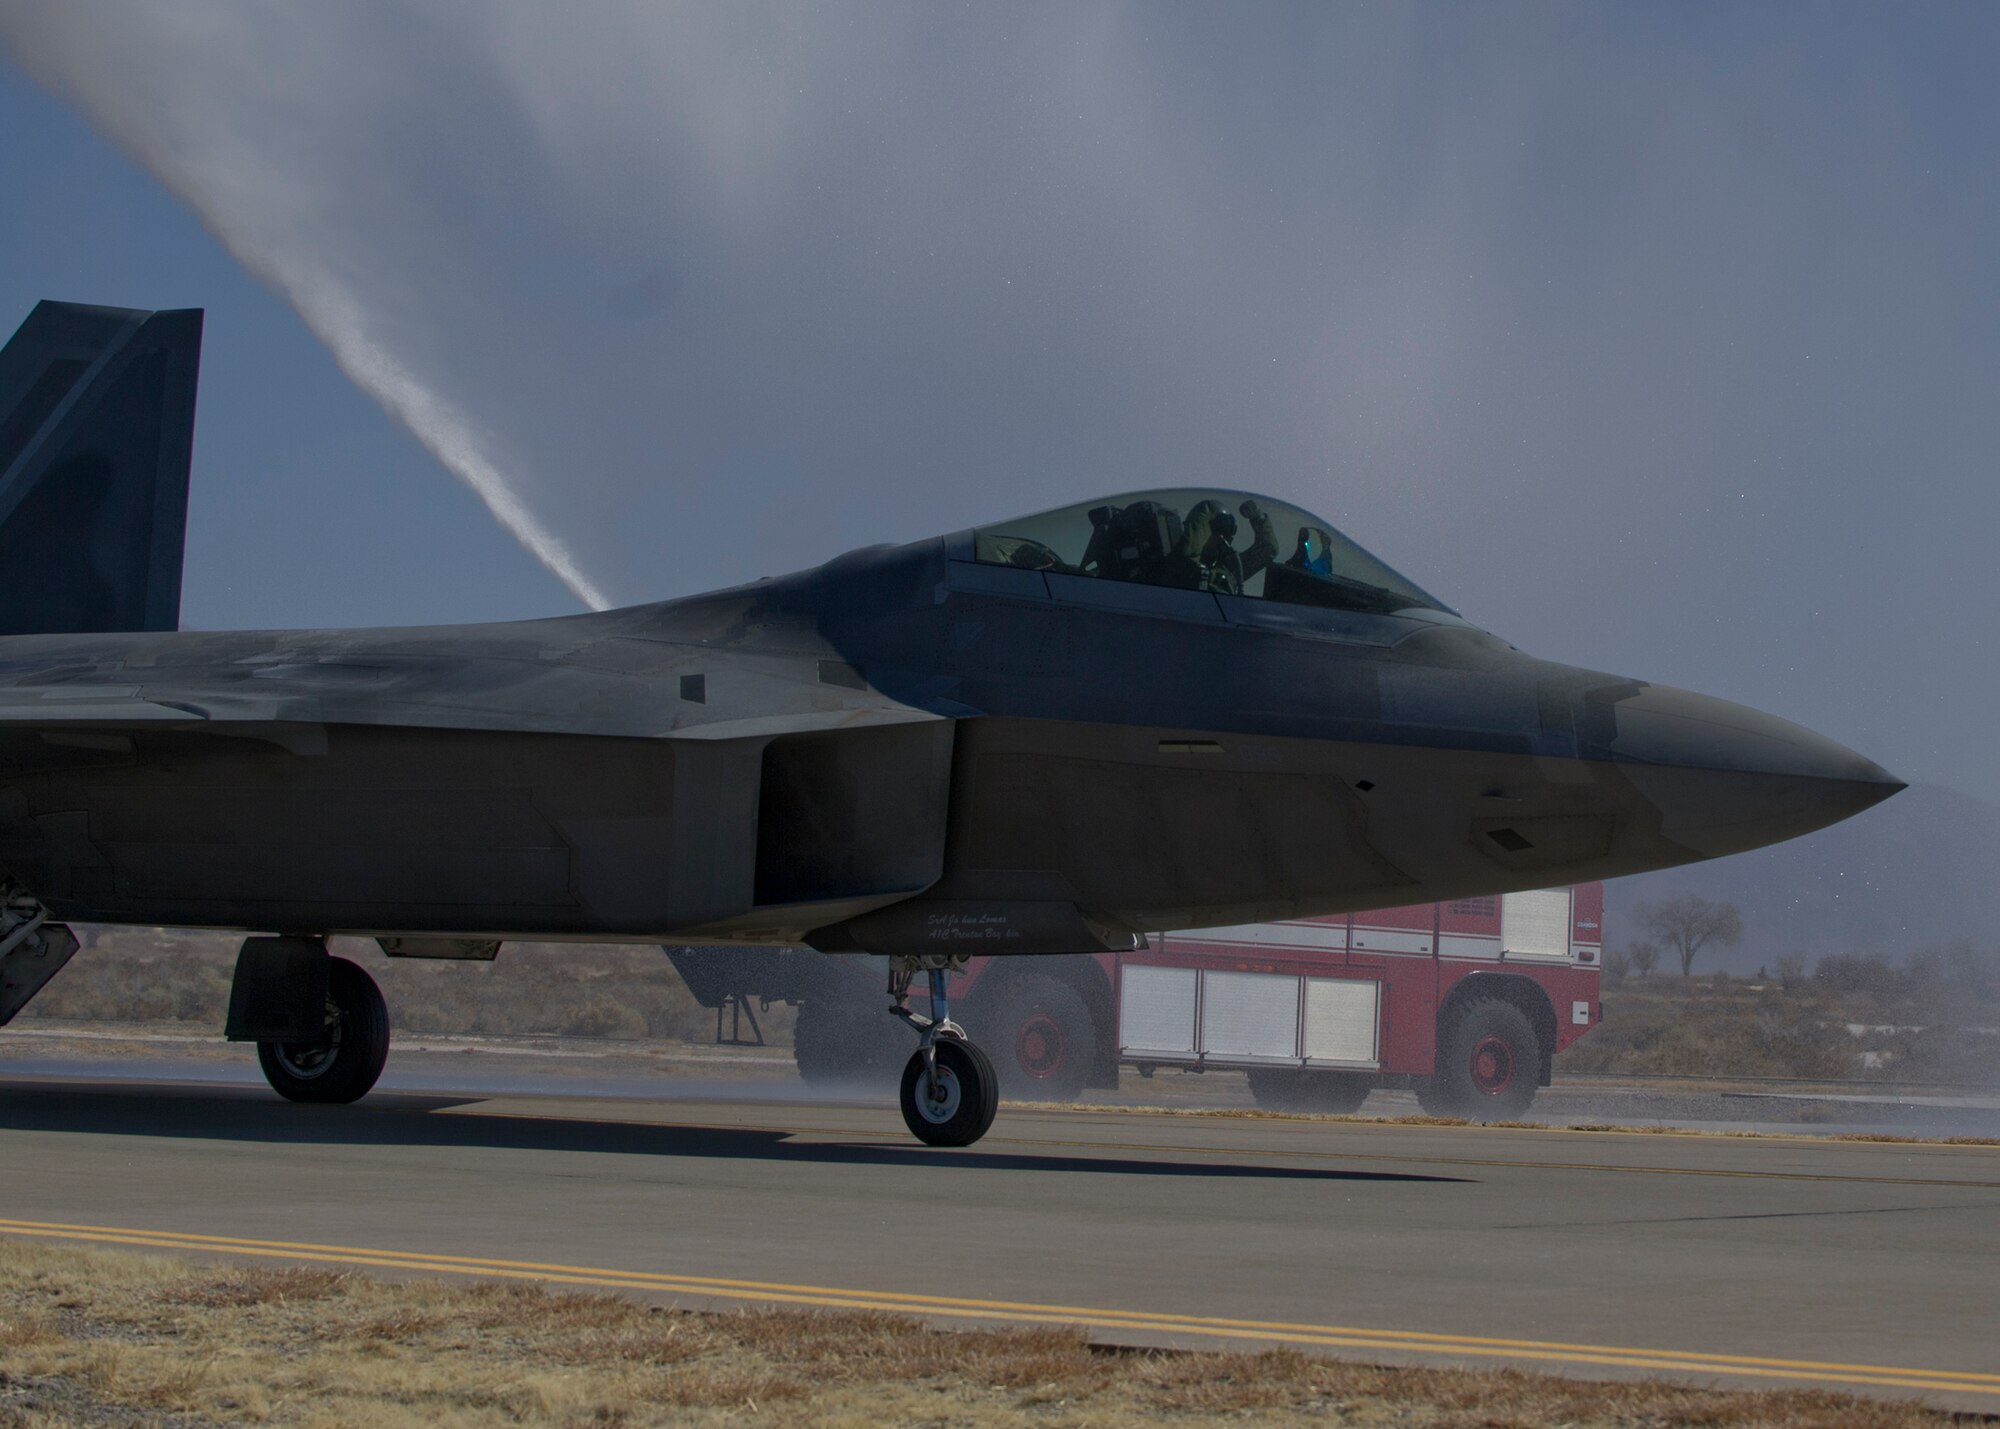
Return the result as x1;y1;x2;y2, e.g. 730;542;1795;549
972;489;1448;616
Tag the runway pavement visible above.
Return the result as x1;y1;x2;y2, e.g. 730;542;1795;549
2;1067;1997;1411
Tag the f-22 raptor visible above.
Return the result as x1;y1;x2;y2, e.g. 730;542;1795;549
0;301;1900;1145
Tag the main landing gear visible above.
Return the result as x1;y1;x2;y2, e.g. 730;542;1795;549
887;956;998;1147
226;937;390;1105
256;956;390;1104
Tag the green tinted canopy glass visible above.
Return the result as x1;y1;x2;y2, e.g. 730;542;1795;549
973;489;1449;616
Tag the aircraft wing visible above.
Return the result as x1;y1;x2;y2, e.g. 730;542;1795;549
0;618;946;742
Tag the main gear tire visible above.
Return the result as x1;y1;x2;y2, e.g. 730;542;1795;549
1421;998;1541;1120
256;957;390;1105
899;1037;1000;1147
986;974;1095;1101
1245;1066;1372;1114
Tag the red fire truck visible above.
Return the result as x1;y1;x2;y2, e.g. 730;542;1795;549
666;883;1602;1119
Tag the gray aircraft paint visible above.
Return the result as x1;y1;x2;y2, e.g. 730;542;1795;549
0;300;198;636
0;303;1899;971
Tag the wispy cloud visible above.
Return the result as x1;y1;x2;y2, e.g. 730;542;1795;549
2;2;1993;795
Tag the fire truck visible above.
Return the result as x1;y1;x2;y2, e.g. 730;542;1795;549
667;883;1602;1119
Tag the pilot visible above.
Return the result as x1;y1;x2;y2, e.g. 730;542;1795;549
1085;501;1181;585
1287;524;1334;577
1171;498;1276;595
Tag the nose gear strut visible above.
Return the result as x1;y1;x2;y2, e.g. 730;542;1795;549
887;954;998;1146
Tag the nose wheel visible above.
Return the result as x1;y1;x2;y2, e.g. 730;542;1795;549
899;1036;999;1146
888;960;999;1147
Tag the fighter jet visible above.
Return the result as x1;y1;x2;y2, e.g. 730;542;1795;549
0;301;1900;1145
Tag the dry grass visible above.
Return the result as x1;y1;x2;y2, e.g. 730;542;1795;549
0;1242;1976;1428
1563;973;2000;1085
20;926;794;1046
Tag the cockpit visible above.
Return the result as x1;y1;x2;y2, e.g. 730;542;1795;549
971;489;1449;617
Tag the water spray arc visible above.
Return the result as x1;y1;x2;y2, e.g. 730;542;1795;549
298;278;616;612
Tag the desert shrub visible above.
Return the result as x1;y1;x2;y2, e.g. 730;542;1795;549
561;997;650;1040
15;928;794;1047
1558;980;1856;1079
1864;1025;2000;1086
1814;951;1905;997
1906;940;1998;1001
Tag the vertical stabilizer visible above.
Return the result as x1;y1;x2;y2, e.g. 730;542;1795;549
0;300;202;635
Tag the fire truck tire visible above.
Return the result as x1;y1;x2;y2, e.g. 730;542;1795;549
792;998;899;1085
1244;1066;1372;1114
256;957;390;1105
986;975;1095;1101
900;1037;1000;1147
1423;998;1540;1120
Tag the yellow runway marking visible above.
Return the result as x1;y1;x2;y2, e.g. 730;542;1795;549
3;1217;1995;1400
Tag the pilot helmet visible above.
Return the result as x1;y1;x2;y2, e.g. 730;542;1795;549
1186;499;1237;546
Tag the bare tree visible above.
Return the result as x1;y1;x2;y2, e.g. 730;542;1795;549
1635;893;1743;977
1775;951;1808;991
1627;939;1659;978
1602;947;1630;983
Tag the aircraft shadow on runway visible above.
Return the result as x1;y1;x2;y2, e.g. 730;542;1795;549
0;1082;1468;1184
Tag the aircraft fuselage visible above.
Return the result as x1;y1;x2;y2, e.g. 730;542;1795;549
0;530;1898;956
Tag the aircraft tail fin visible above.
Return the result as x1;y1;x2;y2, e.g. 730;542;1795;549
0;300;203;635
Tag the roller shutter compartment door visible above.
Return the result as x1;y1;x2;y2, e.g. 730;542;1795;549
1199;971;1300;1061
1501;888;1572;960
1303;977;1380;1067
1120;965;1198;1057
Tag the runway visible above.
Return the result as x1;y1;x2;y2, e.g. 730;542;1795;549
2;1069;1997;1410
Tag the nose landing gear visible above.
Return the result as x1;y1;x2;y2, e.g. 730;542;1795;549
887;957;998;1147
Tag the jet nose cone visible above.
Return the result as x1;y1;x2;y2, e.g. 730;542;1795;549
1595;683;1903;858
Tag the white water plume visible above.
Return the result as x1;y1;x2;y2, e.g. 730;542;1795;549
296;274;614;612
1;6;615;609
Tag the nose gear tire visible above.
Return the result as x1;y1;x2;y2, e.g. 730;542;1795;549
899;1037;1000;1147
256;956;391;1105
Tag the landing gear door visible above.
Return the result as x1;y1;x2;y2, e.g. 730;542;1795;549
0;917;78;1025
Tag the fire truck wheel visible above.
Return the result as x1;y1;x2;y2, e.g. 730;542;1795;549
1244;1067;1372;1114
792;997;899;1085
987;975;1095;1101
256;957;390;1105
1424;998;1540;1120
899;1037;1000;1147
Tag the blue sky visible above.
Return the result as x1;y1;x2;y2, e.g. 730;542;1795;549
1;3;1995;804
0;66;578;627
